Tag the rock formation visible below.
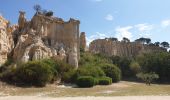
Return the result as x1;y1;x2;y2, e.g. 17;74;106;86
0;11;81;68
0;16;14;66
89;38;166;58
11;12;80;68
80;32;86;51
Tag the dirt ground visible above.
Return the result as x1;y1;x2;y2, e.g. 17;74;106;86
0;81;170;97
1;96;170;100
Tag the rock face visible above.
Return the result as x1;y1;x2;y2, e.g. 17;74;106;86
79;32;86;51
89;38;166;58
10;12;80;68
0;16;14;66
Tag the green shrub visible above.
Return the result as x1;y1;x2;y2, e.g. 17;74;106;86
15;61;54;87
110;56;133;78
76;66;105;78
55;61;75;76
41;59;58;82
62;69;77;83
137;52;170;82
94;78;99;85
130;61;141;74
100;63;121;82
136;72;159;85
79;52;112;67
1;65;17;82
97;77;112;85
76;76;95;88
53;61;77;83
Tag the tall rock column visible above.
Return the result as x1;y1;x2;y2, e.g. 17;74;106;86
18;11;26;31
80;32;86;51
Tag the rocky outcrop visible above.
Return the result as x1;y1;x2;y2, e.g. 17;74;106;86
0;16;14;66
89;38;166;58
80;32;86;51
11;12;80;68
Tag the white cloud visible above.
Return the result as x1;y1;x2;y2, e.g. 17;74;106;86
86;32;107;45
115;26;133;41
135;23;153;32
105;14;114;21
161;20;170;27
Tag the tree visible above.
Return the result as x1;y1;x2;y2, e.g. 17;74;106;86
154;42;160;47
33;4;42;13
135;37;145;44
130;61;141;74
136;72;159;85
122;37;130;43
145;38;151;44
161;42;169;48
45;11;53;17
136;52;170;82
105;38;118;42
135;37;151;44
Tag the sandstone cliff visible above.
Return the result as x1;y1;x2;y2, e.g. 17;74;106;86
80;32;87;51
0;11;80;68
89;38;166;58
0;16;14;66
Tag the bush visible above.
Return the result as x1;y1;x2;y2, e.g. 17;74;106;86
136;72;159;85
97;77;112;85
137;52;170;82
15;61;54;86
76;66;105;78
53;61;77;83
79;52;112;68
100;64;121;82
55;61;75;76
41;59;58;82
130;61;141;75
62;69;77;83
1;65;17;82
110;56;133;78
76;76;95;88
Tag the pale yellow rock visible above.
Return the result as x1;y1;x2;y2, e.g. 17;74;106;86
80;32;86;51
0;16;14;66
89;38;166;58
13;12;80;68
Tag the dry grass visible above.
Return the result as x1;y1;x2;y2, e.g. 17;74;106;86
0;81;170;97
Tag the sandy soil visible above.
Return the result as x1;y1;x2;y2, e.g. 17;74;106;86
0;96;170;100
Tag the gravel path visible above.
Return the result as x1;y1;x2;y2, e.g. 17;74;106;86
0;96;170;100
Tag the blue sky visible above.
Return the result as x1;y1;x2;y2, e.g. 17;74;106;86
0;0;170;45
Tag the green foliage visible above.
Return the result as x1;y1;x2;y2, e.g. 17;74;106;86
79;52;112;68
15;61;54;86
137;52;170;82
76;66;105;78
41;59;58;82
1;65;17;82
62;69;77;83
55;61;77;83
130;61;141;75
45;11;53;16
136;72;159;85
97;77;112;85
76;76;95;88
1;58;13;68
43;60;77;83
100;63;121;82
110;56;133;78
